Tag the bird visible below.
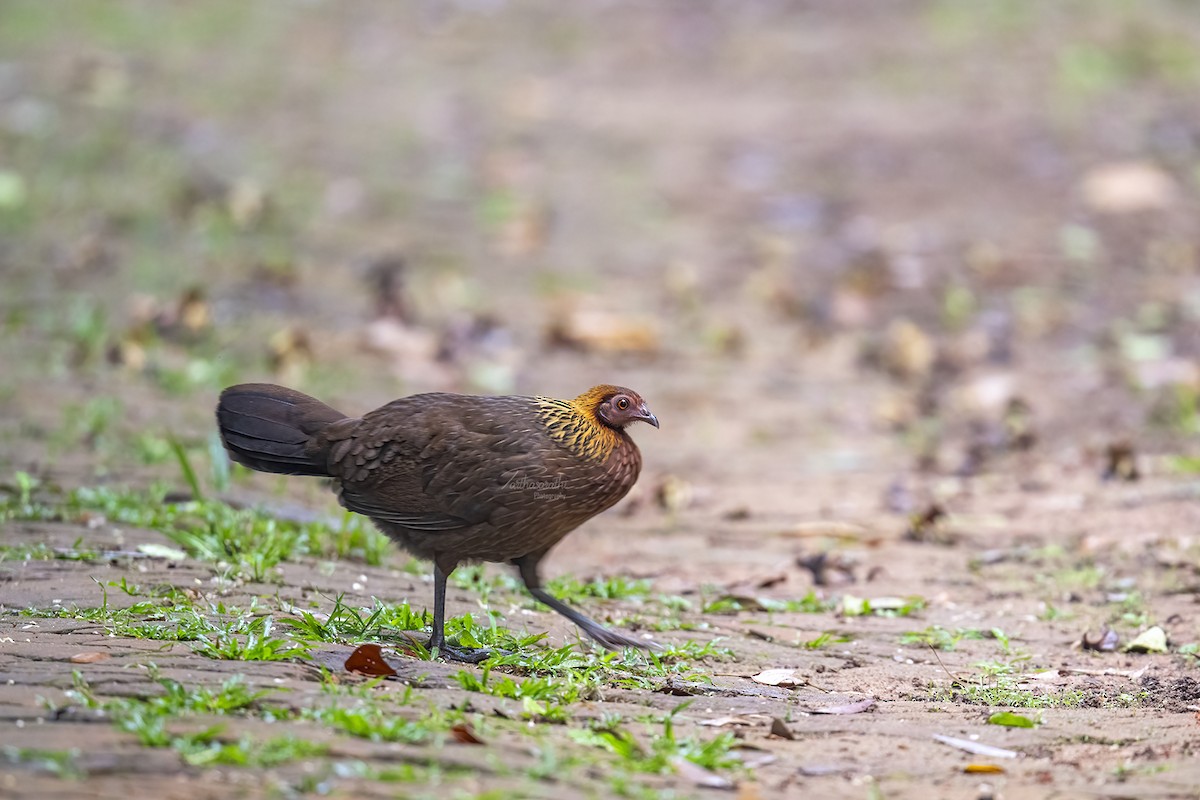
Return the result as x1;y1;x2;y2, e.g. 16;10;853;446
215;382;659;662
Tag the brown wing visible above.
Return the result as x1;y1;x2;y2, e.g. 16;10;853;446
329;394;562;534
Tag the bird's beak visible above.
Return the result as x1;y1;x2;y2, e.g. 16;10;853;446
639;404;660;429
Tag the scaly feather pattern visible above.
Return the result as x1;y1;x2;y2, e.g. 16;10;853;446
215;382;657;659
534;384;627;461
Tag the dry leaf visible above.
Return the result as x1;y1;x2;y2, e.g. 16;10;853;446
904;504;948;543
1058;665;1149;680
107;337;146;370
1081;628;1119;652
344;643;398;677
69;652;109;664
545;305;660;356
451;722;485;745
1080;161;1177;214
798;764;852;776
654;475;695;513
176;287;211;334
362;253;409;320
769;717;795;739
780;521;871;540
671;757;735;789
750;669;806;688
1025;669;1069;686
881;318;935;381
1102;441;1139;481
807;697;875;715
796;552;857;587
699;716;758;728
269;326;313;384
754;573;785;589
360;317;438;361
734;748;777;770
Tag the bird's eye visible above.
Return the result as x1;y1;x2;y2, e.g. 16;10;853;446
616;397;630;411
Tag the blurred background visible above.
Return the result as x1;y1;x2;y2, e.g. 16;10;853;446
2;0;1200;521
8;6;1200;793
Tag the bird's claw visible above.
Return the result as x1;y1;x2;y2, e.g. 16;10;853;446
584;625;661;652
431;642;493;663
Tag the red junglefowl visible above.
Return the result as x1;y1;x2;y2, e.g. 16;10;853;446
216;383;658;662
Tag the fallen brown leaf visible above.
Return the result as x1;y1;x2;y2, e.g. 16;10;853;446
904;503;948;543
1102;440;1139;481
769;717;795;739
451;722;485;745
881;318;936;381
754;573;786;589
1081;628;1119;652
344;643;398;677
545;305;660;356
269;326;313;384
654;475;695;513
68;652;109;664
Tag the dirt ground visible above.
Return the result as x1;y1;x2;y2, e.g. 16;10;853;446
4;2;1200;798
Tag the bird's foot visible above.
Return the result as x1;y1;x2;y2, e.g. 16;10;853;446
581;623;660;652
430;641;493;663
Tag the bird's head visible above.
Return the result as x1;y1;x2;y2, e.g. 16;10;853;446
577;385;659;431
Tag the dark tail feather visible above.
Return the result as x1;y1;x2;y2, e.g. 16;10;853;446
216;384;349;476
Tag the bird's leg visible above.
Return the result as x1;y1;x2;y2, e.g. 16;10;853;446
513;552;656;651
428;559;491;663
428;561;450;652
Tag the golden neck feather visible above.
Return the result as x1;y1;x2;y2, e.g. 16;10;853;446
535;387;625;461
